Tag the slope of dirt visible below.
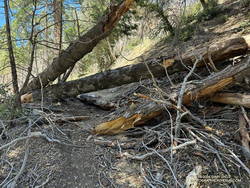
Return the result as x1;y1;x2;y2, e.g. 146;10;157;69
138;0;250;64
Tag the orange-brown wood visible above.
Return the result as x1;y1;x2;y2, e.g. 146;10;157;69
183;77;233;104
210;92;250;108
103;0;135;32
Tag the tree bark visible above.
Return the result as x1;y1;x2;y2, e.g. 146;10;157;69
53;0;63;54
54;0;64;83
156;5;174;35
30;36;248;101
182;56;250;104
23;0;135;93
4;0;21;108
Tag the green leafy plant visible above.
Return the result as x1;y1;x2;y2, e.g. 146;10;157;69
0;84;22;120
176;0;223;41
178;24;196;41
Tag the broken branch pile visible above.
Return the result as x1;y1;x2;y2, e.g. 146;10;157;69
93;55;250;134
22;35;250;159
11;33;250;187
87;34;250;184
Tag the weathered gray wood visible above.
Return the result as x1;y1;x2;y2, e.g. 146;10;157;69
77;82;138;110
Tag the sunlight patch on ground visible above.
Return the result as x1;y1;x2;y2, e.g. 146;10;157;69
110;159;144;187
112;38;158;69
7;147;22;158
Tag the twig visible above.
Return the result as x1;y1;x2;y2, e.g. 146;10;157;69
0;132;42;151
227;149;250;175
239;113;250;160
140;163;157;188
7;129;30;188
34;171;52;188
38;75;44;111
0;131;81;151
0;160;13;187
207;46;219;72
193;128;250;175
175;58;200;137
55;115;90;123
128;139;196;160
161;60;175;87
144;60;168;98
177;49;202;79
0;119;6;138
241;106;250;128
145;146;183;188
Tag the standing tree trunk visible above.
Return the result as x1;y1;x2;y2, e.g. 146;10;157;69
157;6;174;36
20;0;38;93
53;0;64;82
4;0;21;108
53;0;63;54
23;0;135;93
45;0;50;66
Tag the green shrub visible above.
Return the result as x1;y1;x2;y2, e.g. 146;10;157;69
207;0;219;9
179;24;196;41
176;0;222;41
183;0;221;24
0;84;22;120
182;2;202;24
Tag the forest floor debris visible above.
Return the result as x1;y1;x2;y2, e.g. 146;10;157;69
1;0;250;187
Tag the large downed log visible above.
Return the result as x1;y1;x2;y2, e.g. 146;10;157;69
182;56;250;104
210;93;250;108
77;82;138;110
94;56;250;135
29;36;248;102
22;0;135;93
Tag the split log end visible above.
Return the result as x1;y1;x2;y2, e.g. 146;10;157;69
21;93;33;103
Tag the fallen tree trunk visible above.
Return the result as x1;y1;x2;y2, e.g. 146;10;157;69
77;82;138;110
22;0;135;93
30;36;248;101
210;93;250;108
94;56;250;135
182;56;250;104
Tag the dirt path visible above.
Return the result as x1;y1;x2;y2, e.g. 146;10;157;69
1;100;115;187
40;101;110;187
